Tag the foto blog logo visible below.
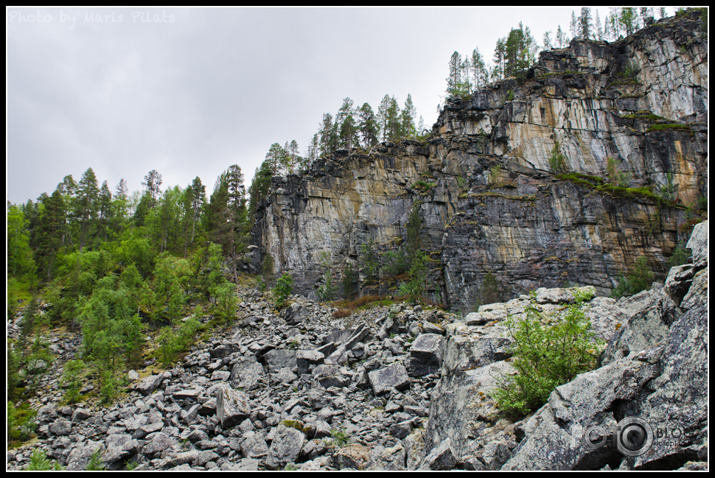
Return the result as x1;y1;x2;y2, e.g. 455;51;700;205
583;417;654;457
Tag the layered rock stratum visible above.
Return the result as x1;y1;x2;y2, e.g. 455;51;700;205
253;10;707;312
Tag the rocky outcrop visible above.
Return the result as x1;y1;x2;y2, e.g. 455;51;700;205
253;10;707;312
424;219;708;471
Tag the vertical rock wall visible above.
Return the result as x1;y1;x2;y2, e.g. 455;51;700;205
253;10;707;312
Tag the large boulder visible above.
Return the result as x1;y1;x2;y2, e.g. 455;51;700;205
266;424;305;469
368;362;410;395
216;386;251;429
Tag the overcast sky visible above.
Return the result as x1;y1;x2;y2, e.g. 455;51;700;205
6;6;672;205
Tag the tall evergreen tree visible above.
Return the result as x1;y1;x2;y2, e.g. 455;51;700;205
318;113;337;156
400;94;417;140
97;181;113;244
503;23;536;77
142;169;163;208
579;7;593;39
377;95;393;142
357;102;379;149
34;189;66;281
446;51;470;97
470;47;487;90
73;168;100;251
335;97;357;150
492;39;506;80
556;25;568;48
248;160;273;226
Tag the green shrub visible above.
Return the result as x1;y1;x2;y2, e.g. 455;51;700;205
273;273;294;308
60;359;86;405
548;141;568;173
26;449;62;471
398;251;428;303
610;256;654;298
492;289;603;418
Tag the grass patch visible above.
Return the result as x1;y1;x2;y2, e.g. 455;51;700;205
645;123;693;134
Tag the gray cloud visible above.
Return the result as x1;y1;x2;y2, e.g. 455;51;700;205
8;6;612;204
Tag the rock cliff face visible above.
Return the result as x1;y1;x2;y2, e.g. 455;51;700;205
253;10;707;312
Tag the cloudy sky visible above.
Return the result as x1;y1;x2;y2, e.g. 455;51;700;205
6;6;667;205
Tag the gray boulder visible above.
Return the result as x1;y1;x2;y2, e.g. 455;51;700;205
266;424;305;469
216;387;251;429
408;333;445;377
230;358;265;390
368;362;410;395
102;433;139;464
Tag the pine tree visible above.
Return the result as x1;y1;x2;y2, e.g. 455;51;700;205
579;7;593;39
492;39;506;80
400;94;417;140
377;95;393;142
446;51;470;98
503;23;536;77
357;102;379;148
187;176;205;247
73;168;100;251
113;179;130;237
318;113;337;156
384;96;402;142
556;25;568;48
33;189;66;281
248;160;274;225
97;181;113;244
265;143;287;175
471;47;487;89
594;10;604;40
142;169;163;208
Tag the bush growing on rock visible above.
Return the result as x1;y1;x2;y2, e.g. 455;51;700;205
492;289;604;417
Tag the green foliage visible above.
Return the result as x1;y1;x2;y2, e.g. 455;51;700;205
99;369;119;405
474;271;500;310
26;449;62;471
7;203;36;278
492;289;603;418
7;401;37;445
610;256;654;298
315;252;338;302
341;262;359;300
667;244;692;268
85;450;106;471
606;157;631;188
273;272;294;309
156;315;203;366
212;284;238;324
657;172;677;202
398;251;429;303
548;140;568;173
359;239;379;282
382;248;410;277
60;359;87;405
330;428;351;447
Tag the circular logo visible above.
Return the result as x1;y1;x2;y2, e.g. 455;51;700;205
616;417;653;456
583;425;609;450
